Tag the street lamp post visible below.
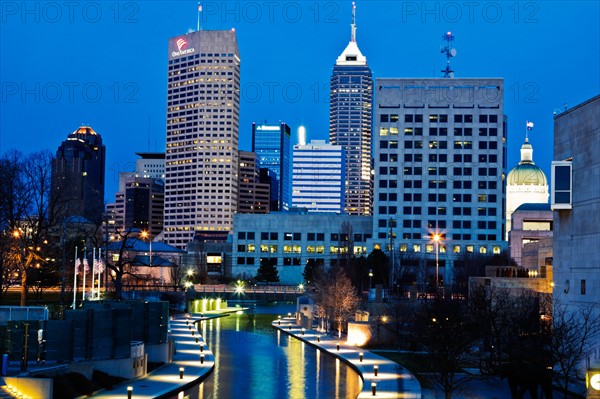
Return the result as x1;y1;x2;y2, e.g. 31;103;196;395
141;231;152;267
368;269;373;289
432;234;441;291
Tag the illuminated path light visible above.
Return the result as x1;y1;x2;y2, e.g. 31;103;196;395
90;313;216;398
272;319;421;398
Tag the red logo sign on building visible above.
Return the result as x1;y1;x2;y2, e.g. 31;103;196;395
176;38;188;52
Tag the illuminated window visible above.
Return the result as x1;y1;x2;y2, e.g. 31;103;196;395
307;246;315;253
440;245;446;253
207;255;222;263
330;246;339;254
466;245;474;253
480;246;487;254
400;244;407;252
283;245;292;254
374;244;381;250
380;128;389;136
453;245;461;253
413;244;421;253
316;246;324;254
269;245;278;253
293;245;301;254
260;244;269;253
493;246;501;254
247;244;255;253
390;127;399;135
426;245;434;253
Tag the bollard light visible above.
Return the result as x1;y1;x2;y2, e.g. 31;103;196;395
200;344;204;352
337;342;340;351
195;337;199;343
127;386;133;399
374;364;378;376
302;328;305;336
359;352;364;362
287;312;291;317
179;367;184;379
317;335;320;342
200;353;205;364
372;381;377;396
192;330;195;336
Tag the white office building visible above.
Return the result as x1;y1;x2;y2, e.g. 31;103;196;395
164;29;240;248
370;78;508;288
292;140;345;213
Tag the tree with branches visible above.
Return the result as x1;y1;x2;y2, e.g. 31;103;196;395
0;150;58;306
415;297;477;399
551;301;600;398
105;229;154;299
311;266;360;337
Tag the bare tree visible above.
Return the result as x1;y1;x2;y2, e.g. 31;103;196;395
105;229;152;299
415;298;477;399
552;301;600;398
0;150;56;306
311;266;360;337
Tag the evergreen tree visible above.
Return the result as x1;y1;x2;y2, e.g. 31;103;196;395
255;259;279;284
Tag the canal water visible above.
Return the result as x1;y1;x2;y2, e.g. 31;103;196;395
180;303;362;399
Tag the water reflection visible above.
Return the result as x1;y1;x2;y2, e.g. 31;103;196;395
180;306;361;399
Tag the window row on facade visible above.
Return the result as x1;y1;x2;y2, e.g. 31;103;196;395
237;231;372;242
380;114;499;123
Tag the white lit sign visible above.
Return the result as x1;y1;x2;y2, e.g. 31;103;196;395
591;373;600;390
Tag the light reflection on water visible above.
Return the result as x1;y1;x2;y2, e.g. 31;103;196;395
179;305;361;399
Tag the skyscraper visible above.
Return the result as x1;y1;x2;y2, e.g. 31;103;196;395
371;78;507;287
238;151;270;214
329;3;373;215
135;152;166;181
51;126;105;224
105;173;165;238
164;29;240;248
251;122;291;211
292;140;345;213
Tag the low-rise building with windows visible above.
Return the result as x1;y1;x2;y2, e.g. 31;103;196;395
232;212;372;284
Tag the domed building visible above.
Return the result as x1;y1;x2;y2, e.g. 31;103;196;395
505;137;549;239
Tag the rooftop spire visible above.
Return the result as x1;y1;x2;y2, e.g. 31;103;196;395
351;2;357;42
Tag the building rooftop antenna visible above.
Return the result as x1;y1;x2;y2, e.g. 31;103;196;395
441;32;457;78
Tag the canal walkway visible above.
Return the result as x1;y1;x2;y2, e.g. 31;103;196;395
272;315;422;399
90;309;242;398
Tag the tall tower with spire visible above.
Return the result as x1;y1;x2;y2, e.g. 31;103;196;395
329;2;373;215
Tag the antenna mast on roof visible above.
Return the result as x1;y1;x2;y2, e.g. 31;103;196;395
441;32;457;78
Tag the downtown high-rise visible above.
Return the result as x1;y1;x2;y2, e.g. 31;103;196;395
329;3;373;215
371;78;508;287
51;126;106;224
292;140;345;213
252;122;291;211
164;30;240;248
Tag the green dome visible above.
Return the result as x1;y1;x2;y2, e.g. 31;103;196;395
507;138;547;186
507;163;548;186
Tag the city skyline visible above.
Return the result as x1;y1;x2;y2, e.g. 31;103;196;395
1;1;599;200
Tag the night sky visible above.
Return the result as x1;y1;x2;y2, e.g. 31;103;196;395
1;1;599;200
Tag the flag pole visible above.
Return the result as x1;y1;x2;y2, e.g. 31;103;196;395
82;251;86;302
197;3;201;31
92;248;96;299
97;248;102;299
72;247;78;309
